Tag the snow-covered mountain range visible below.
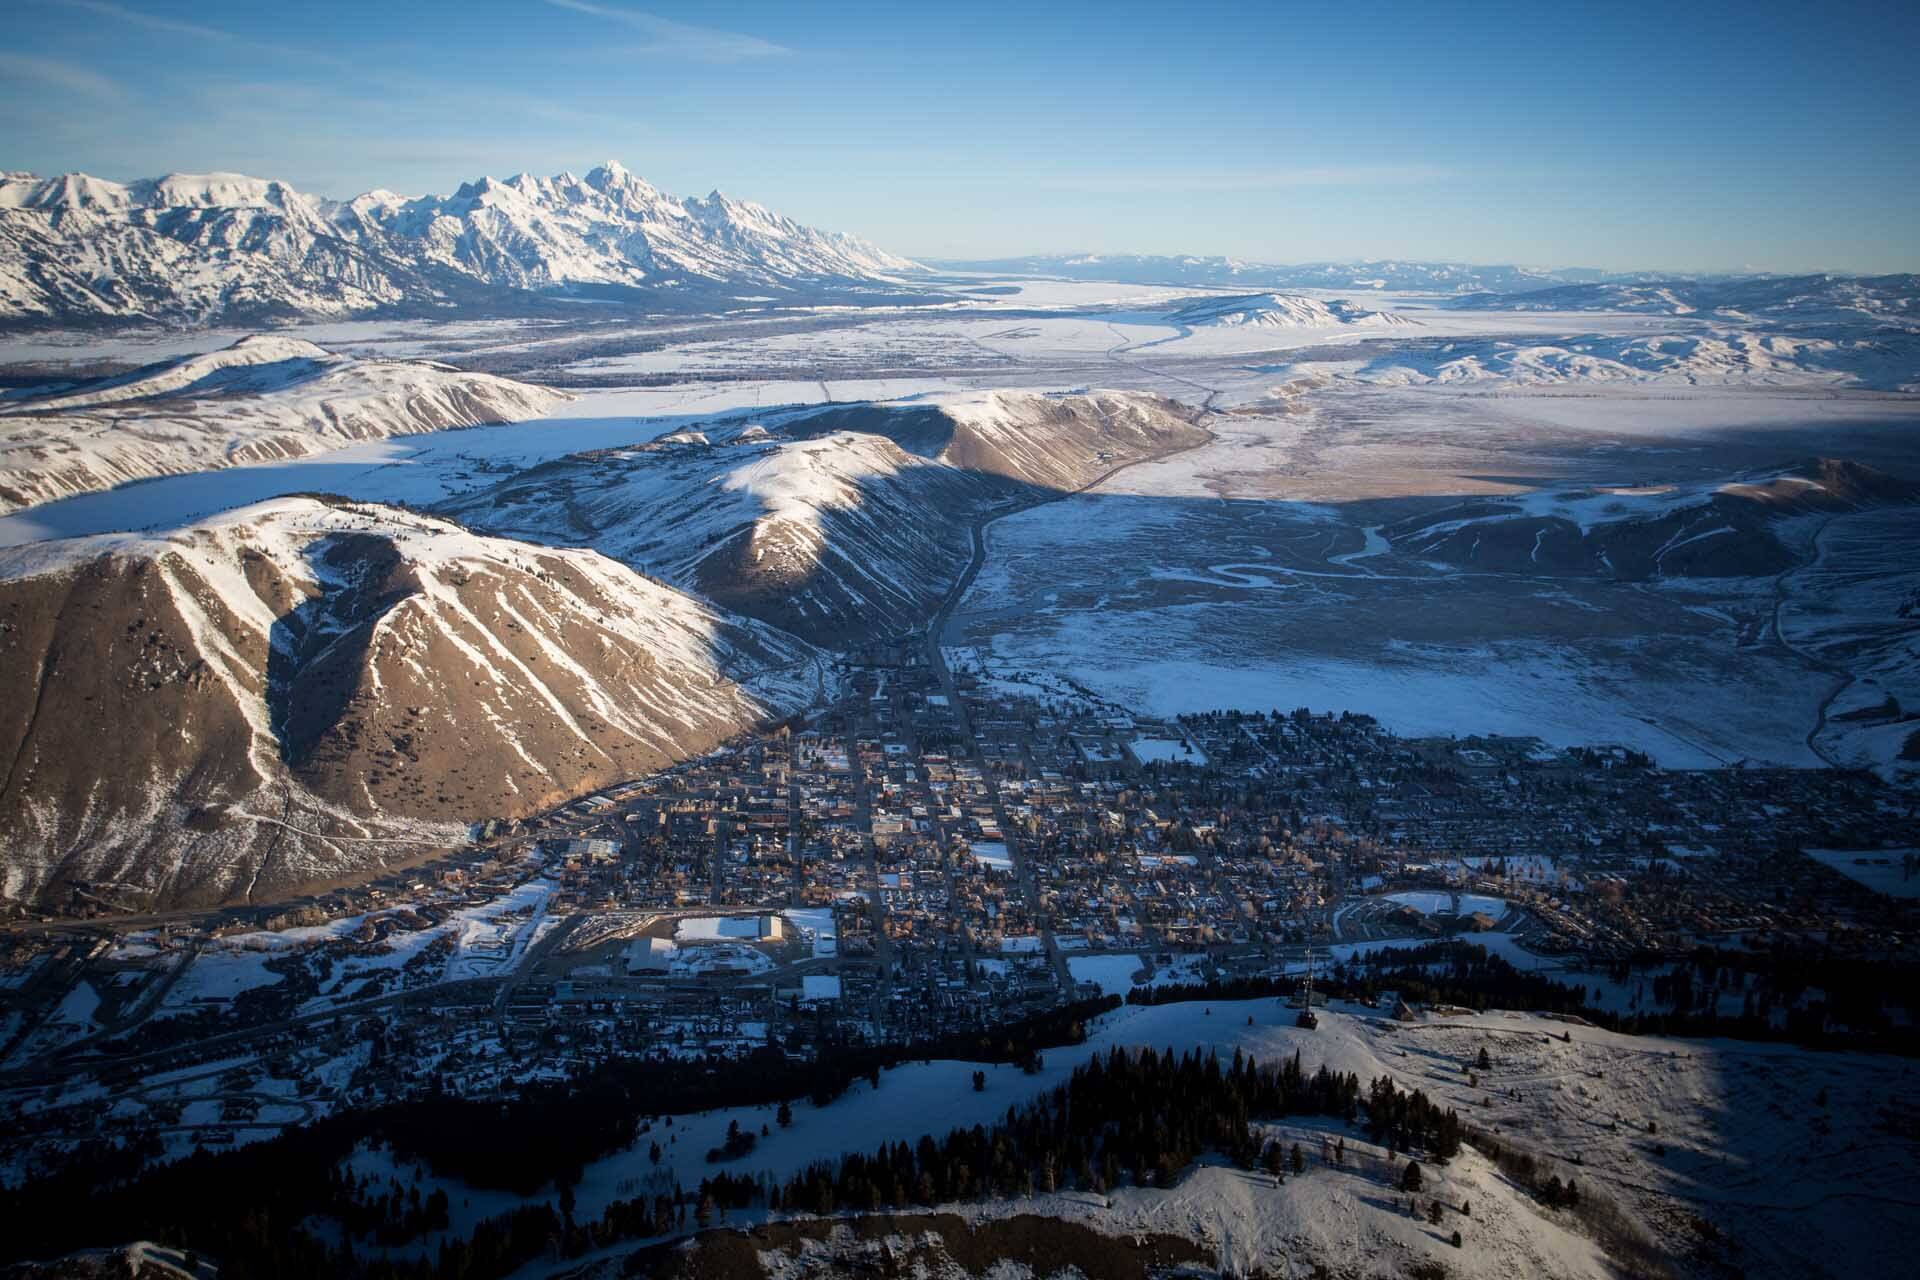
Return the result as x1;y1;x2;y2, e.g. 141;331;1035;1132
0;335;570;512
0;497;827;909
0;163;920;326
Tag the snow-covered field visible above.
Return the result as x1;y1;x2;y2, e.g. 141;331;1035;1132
956;502;1832;768
967;841;1014;871
673;915;767;942
1065;952;1147;995
1802;848;1920;898
1129;736;1208;766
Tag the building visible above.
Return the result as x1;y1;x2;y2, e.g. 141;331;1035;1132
624;937;675;974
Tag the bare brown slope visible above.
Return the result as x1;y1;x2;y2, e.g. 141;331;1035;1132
0;499;824;912
0;556;271;910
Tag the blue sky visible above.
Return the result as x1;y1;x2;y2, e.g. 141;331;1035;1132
4;0;1917;272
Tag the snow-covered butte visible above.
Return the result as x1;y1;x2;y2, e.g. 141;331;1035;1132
441;389;1210;645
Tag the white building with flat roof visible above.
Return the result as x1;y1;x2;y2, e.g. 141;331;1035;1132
624;937;675;974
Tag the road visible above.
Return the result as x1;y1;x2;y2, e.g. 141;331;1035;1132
493;914;582;1013
1769;515;1850;767
919;404;1221;998
843;726;897;1026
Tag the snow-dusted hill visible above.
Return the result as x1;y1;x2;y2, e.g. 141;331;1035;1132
1170;291;1416;330
442;391;1210;645
0;498;827;910
0;335;570;513
1382;458;1920;580
0;1241;210;1280
0;164;920;325
445;429;1016;647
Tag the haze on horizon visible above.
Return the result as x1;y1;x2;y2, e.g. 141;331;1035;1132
3;0;1918;275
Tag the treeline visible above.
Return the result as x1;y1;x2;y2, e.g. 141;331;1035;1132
1335;943;1608;1021
1124;940;1920;1055
343;995;1118;1196
1124;941;1603;1023
1599;942;1920;1053
705;1045;1448;1223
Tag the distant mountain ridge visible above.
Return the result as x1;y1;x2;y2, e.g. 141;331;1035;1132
0;163;920;326
932;254;1918;320
929;253;1675;294
1384;458;1920;579
1446;275;1920;331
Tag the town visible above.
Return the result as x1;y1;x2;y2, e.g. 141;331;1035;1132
2;642;1915;1180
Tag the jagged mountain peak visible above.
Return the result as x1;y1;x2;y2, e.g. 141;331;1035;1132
0;161;920;325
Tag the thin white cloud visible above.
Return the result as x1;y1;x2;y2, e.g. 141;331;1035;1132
57;0;235;42
0;51;122;99
1034;165;1457;195
51;0;353;69
543;0;791;61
